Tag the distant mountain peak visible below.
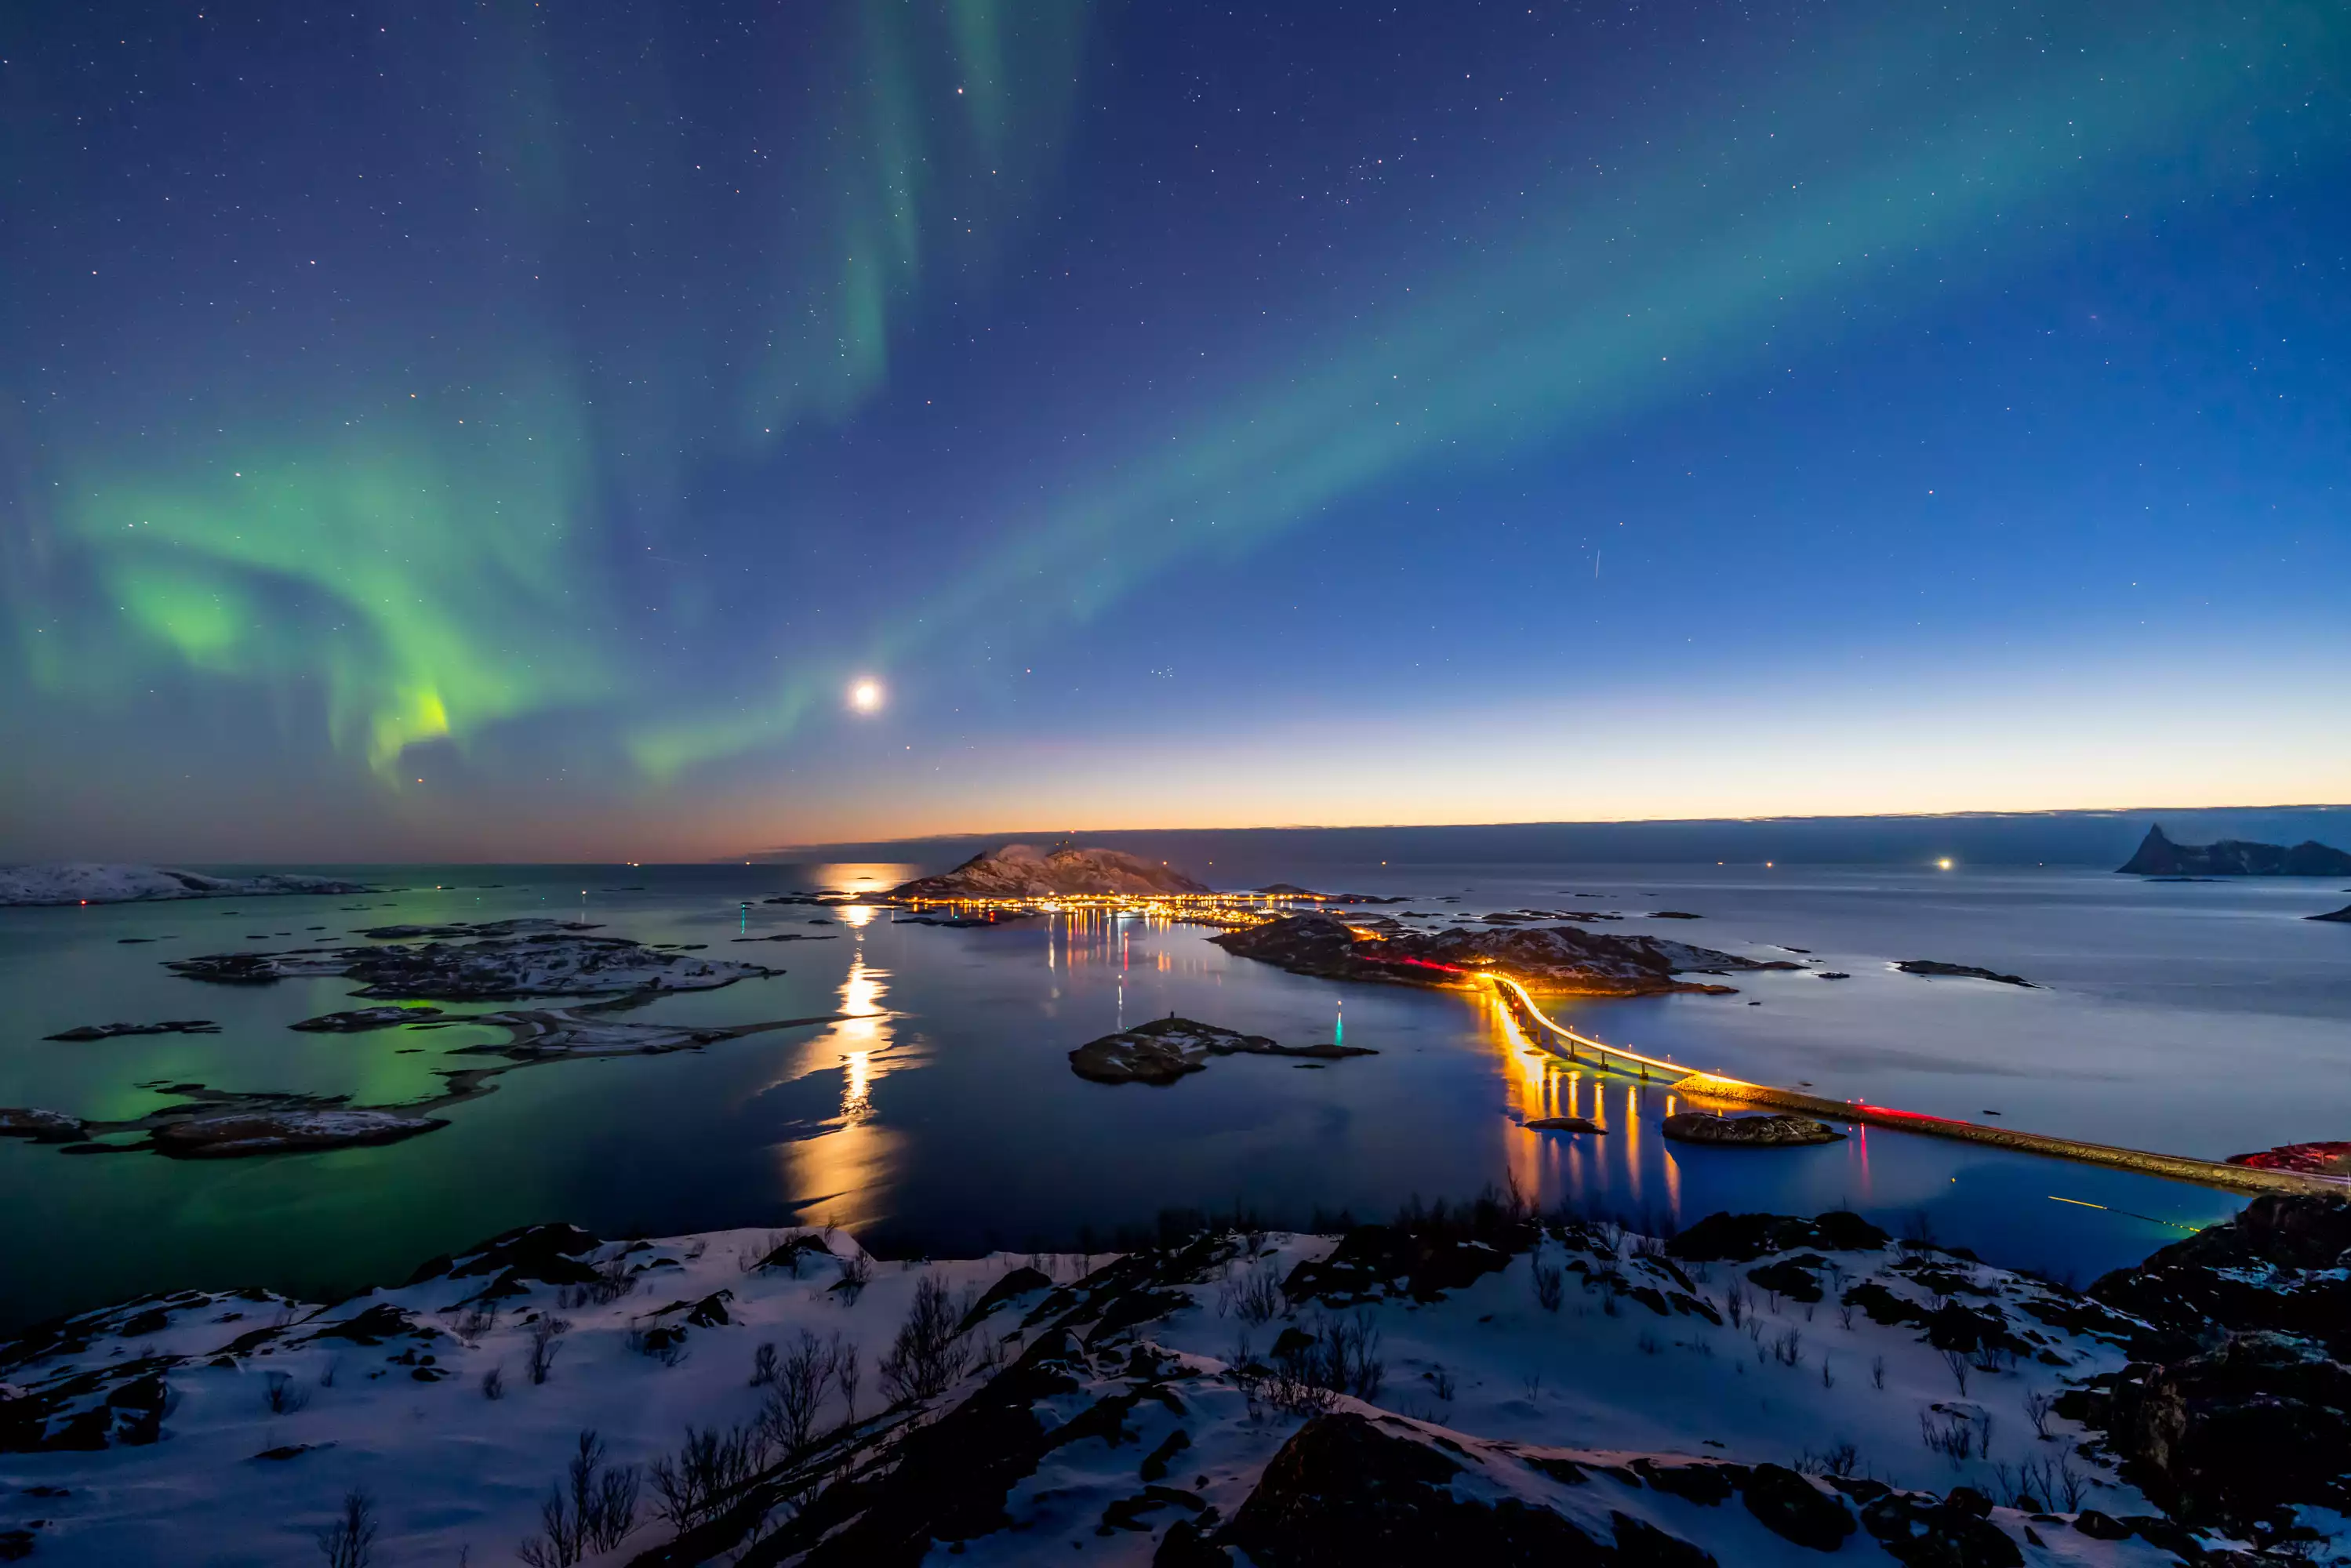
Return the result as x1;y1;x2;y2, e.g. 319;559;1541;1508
2117;824;2351;877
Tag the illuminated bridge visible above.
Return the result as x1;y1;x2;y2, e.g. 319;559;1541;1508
1485;972;2349;1200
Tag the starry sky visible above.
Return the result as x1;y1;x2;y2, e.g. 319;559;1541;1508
4;1;2347;862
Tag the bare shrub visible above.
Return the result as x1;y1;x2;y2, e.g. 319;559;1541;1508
450;1299;499;1343
1266;1312;1383;1411
518;1430;640;1566
587;1254;637;1306
1724;1281;1750;1330
316;1486;376;1568
2048;1446;2091;1512
2000;1455;2082;1514
480;1364;505;1401
1798;1441;1860;1479
2024;1389;2055;1440
1637;1330;1662;1356
834;1250;874;1304
1429;1364;1455;1401
1822;1359;1836;1388
1532;1260;1565;1313
625;1324;690;1368
750;1341;778;1388
1772;1327;1804;1368
527;1316;571;1385
878;1275;972;1403
264;1370;311;1415
757;1330;837;1454
1919;1410;1979;1465
834;1336;861;1423
1221;1263;1286;1325
1871;1354;1887;1391
1939;1347;1971;1396
649;1423;767;1531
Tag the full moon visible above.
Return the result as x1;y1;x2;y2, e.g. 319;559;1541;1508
848;679;884;713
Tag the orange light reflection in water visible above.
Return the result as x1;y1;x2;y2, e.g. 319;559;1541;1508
1491;989;1688;1229
775;922;903;1232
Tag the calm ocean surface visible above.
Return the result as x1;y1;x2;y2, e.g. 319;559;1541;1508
4;858;2346;1330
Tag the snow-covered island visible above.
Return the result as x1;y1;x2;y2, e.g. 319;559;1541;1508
5;1193;2343;1564
162;933;778;1000
0;864;371;907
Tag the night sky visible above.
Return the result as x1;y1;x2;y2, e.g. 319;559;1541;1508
4;2;2346;861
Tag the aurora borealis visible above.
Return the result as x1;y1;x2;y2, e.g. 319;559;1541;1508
4;1;2347;859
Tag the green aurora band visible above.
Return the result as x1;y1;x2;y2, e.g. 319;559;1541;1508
627;3;2347;778
8;2;2342;793
10;0;1089;782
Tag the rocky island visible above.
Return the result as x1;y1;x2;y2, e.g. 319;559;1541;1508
2118;824;2351;877
892;843;1213;898
1894;960;2035;986
0;862;372;906
1210;911;1797;996
1662;1110;1845;1147
163;932;776;1000
1068;1016;1376;1085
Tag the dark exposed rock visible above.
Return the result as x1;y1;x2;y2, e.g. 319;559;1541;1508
2102;1331;2351;1534
2088;1194;2351;1357
1524;1115;1604;1132
288;1006;444;1032
1893;960;2033;987
1858;1488;2022;1566
1284;1213;1537;1305
961;1265;1053;1330
892;844;1212;899
407;1223;604;1287
42;1020;219;1041
2119;823;2351;877
2073;1196;2351;1537
1746;1257;1827;1303
1219;1413;1616;1563
1068;1016;1374;1086
2309;904;2351;923
1739;1462;1855;1551
1633;1457;1746;1505
0;1108;89;1143
1668;1210;1888;1262
1662;1112;1844;1148
1209;912;1792;997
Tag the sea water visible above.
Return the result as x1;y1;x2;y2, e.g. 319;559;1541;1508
2;858;2344;1330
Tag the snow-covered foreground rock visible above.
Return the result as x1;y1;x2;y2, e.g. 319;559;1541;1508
0;864;370;906
3;1198;2344;1565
